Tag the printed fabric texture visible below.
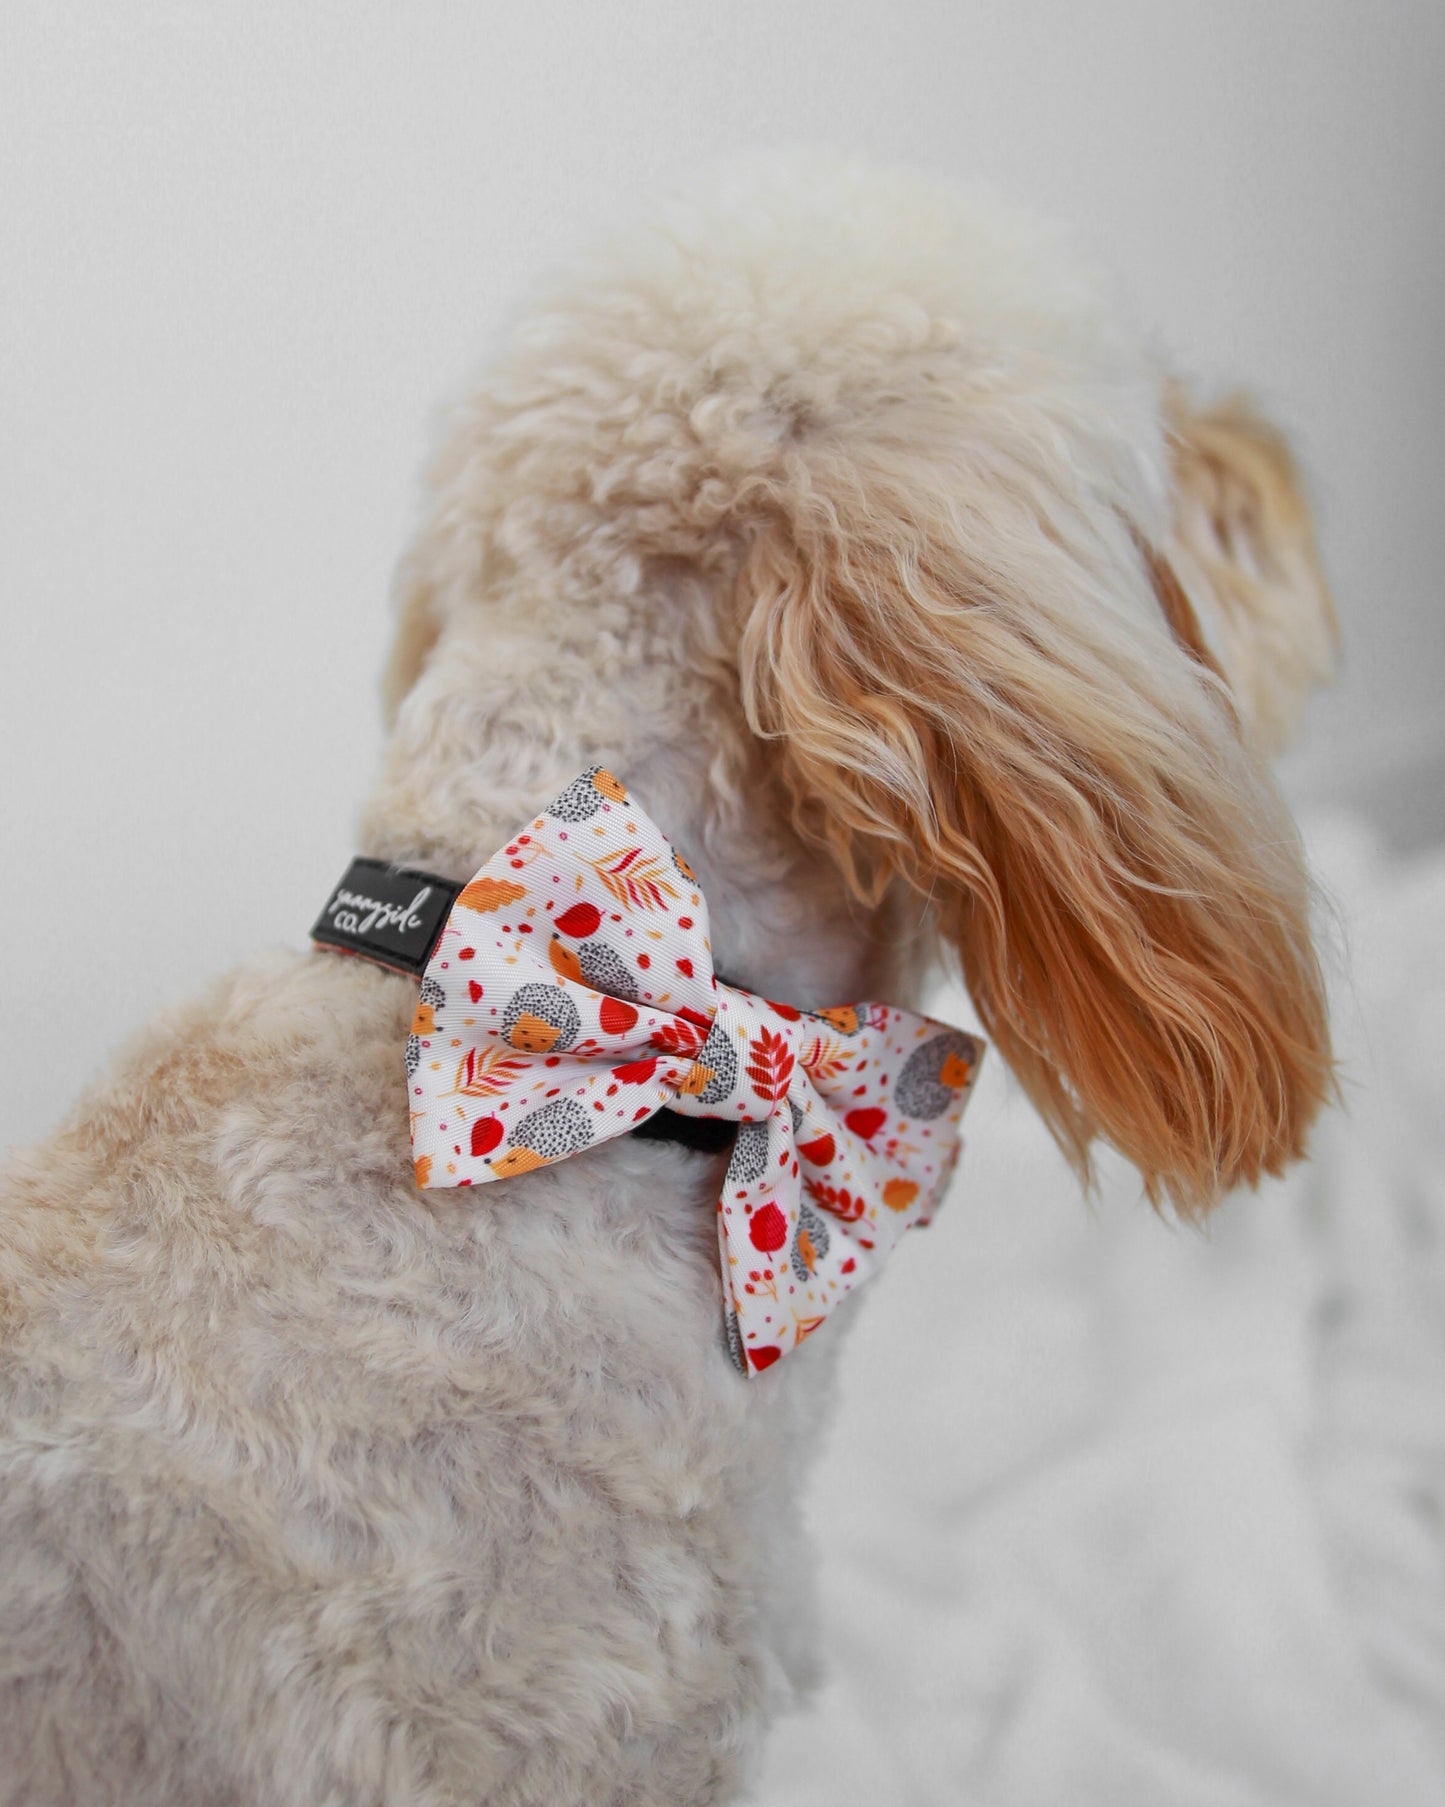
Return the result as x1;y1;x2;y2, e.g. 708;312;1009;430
408;766;984;1374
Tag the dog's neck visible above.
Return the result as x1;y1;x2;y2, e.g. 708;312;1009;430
357;628;926;1013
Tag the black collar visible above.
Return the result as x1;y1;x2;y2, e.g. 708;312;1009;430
311;855;738;1158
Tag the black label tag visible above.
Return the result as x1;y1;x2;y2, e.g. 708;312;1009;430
310;857;463;978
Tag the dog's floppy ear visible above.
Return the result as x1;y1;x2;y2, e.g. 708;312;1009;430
736;424;1333;1216
1161;386;1337;757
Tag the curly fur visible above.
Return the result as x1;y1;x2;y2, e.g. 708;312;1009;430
0;158;1335;1804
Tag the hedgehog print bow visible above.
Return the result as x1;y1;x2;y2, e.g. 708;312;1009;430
406;766;984;1375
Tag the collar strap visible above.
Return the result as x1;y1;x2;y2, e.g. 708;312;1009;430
312;857;737;1158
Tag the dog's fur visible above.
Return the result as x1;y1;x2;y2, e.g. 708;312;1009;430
0;162;1336;1805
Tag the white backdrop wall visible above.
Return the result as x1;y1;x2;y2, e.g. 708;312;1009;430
3;0;1442;1146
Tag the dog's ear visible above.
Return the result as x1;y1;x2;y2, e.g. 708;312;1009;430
380;542;444;726
1160;385;1337;757
736;426;1333;1216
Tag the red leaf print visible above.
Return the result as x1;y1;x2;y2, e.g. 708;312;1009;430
599;996;639;1036
652;1019;704;1058
554;901;602;938
749;1202;788;1252
468;980;483;1003
747;1026;795;1103
470;1116;503;1158
804;1177;866;1222
748;1345;782;1372
798;1131;835;1167
845;1106;886;1143
615;1058;660;1085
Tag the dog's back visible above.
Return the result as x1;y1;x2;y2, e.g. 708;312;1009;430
0;948;826;1804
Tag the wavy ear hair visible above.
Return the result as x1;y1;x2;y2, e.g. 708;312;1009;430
736;413;1333;1216
1163;386;1338;758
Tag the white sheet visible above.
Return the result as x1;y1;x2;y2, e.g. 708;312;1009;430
760;814;1445;1804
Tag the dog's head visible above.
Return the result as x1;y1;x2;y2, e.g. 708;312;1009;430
377;160;1335;1217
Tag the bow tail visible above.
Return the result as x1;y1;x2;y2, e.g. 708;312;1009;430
715;1102;844;1375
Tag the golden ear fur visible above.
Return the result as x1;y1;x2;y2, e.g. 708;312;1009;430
1163;385;1338;757
738;428;1333;1216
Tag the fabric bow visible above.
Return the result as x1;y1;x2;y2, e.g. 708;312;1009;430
408;766;984;1374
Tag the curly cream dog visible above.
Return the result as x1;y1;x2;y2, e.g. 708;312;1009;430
0;161;1335;1804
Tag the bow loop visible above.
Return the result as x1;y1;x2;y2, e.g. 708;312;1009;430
407;767;984;1373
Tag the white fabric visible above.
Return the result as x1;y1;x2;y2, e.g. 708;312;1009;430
760;812;1445;1804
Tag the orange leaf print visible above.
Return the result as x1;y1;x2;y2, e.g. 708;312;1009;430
799;1034;852;1083
450;1045;528;1098
589;845;679;912
882;1178;919;1212
747;1025;795;1103
458;876;527;914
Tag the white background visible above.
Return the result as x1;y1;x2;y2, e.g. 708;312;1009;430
3;1;1442;1146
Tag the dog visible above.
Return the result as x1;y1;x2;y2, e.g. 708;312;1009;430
0;159;1335;1805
